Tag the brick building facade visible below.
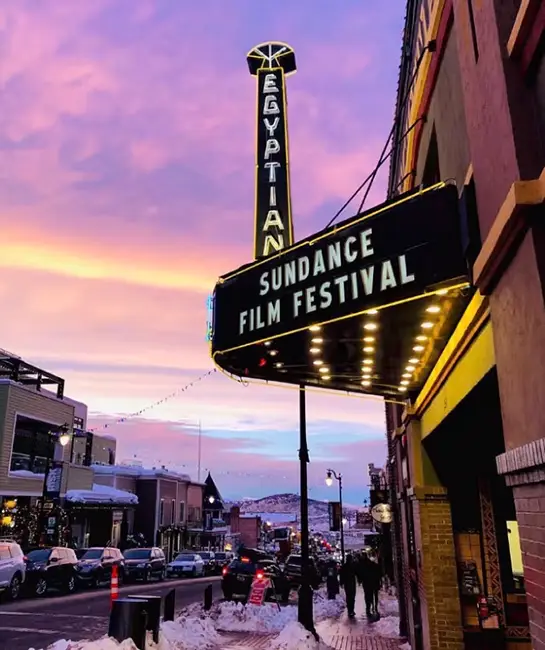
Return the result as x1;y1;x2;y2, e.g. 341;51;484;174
386;2;545;650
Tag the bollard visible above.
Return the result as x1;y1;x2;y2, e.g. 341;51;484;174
110;564;120;608
164;588;176;622
128;595;162;644
204;584;213;611
108;598;147;650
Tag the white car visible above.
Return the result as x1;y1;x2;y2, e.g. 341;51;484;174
167;553;205;578
0;539;26;600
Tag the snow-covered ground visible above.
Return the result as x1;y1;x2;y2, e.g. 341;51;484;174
30;589;408;650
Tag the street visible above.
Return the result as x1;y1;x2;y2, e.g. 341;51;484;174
0;576;222;650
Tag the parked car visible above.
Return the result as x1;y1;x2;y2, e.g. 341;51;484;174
75;547;125;587
0;539;25;600
221;555;289;603
283;554;321;590
195;551;216;575
167;552;205;578
123;547;166;582
213;551;233;572
24;547;78;596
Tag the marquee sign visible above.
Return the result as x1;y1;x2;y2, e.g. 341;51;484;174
212;183;468;355
247;42;296;259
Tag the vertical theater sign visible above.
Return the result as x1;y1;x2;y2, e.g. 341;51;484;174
210;44;471;402
247;42;296;259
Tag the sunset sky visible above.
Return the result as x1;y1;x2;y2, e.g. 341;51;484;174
0;1;405;505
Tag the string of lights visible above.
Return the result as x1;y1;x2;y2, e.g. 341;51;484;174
88;368;217;432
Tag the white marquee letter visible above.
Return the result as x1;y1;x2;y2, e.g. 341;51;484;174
259;272;270;296
344;236;358;263
380;260;397;291
293;291;303;317
264;117;280;136
360;228;374;257
239;311;248;335
263;95;280;115
263;210;285;231
263;234;285;256
264;139;280;160
263;73;279;94
398;255;415;284
264;162;281;182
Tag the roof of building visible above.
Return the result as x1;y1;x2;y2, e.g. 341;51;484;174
66;483;138;505
92;463;201;484
0;352;65;398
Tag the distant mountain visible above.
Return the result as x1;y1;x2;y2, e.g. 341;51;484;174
224;492;358;517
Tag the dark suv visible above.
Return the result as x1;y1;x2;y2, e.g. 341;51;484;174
75;547;125;587
222;555;289;603
123;547;166;582
283;554;321;590
24;547;78;597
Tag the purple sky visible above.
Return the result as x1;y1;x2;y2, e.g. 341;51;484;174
0;1;405;504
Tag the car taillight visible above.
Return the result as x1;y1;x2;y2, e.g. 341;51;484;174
256;571;264;580
222;566;228;576
23;556;28;562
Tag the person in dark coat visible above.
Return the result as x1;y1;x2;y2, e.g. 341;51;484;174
358;552;376;617
339;554;358;617
368;554;382;616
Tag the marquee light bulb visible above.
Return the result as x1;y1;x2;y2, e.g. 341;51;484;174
363;346;375;353
436;288;448;295
363;323;378;331
319;367;329;374
421;321;434;329
309;325;321;332
426;305;441;313
405;365;415;372
309;347;320;354
362;359;373;366
400;380;410;386
416;335;427;341
361;380;371;387
413;345;425;352
269;350;278;356
408;358;419;364
311;337;323;344
275;362;284;368
322;375;331;381
313;359;323;366
363;336;375;343
402;373;412;379
366;309;378;315
398;386;408;392
264;341;271;346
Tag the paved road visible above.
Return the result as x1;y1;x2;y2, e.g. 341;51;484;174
0;576;222;650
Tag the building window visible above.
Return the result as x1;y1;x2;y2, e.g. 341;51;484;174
179;502;185;523
159;499;165;525
10;415;54;475
73;416;84;431
171;499;175;525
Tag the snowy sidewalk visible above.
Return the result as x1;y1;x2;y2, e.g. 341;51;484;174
218;589;407;650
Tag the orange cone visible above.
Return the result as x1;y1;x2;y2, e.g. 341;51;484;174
110;564;119;607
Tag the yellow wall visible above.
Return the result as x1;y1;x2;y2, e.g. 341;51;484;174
421;322;495;439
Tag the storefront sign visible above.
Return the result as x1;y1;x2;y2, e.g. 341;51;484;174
254;67;293;258
371;503;392;525
212;183;468;353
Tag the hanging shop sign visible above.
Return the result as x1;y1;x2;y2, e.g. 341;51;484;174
44;460;64;500
328;501;341;532
212;183;468;354
247;42;296;259
371;503;392;525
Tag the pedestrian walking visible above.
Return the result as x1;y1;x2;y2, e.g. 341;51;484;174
339;554;358;618
368;553;382;618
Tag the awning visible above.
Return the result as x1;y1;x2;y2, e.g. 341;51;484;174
66;483;138;506
211;183;472;399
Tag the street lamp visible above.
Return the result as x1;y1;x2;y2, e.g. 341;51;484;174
208;496;215;504
59;433;71;447
325;468;345;563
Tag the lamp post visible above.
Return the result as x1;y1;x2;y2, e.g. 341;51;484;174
40;423;71;544
325;469;345;563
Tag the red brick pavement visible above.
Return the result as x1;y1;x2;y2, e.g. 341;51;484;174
221;632;403;650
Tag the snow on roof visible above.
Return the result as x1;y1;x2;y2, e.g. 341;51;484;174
66;483;138;505
91;463;193;483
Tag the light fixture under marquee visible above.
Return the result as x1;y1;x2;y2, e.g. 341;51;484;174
309;325;321;332
426;305;441;313
319;367;329;374
363;336;375;343
421;321;434;329
313;359;323;366
309;347;320;354
363;346;375;353
408;358;419;364
413;345;425;352
311;337;323;344
363;323;378;331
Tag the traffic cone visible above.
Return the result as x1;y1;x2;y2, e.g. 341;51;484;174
110;564;119;608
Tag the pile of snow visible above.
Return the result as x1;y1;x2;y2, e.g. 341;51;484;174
379;592;400;617
398;643;412;650
216;601;297;632
162;615;220;650
216;589;345;633
31;614;220;650
271;622;329;650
